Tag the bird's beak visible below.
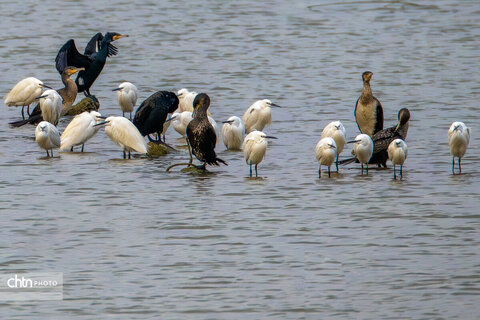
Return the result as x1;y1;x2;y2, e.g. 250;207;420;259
112;88;122;91
40;84;52;89
329;144;336;148
165;116;176;123
222;120;234;124
347;140;360;144
113;34;129;40
97;116;107;120
93;120;109;127
36;94;48;100
454;125;460;131
265;135;278;139
71;67;85;75
270;103;282;108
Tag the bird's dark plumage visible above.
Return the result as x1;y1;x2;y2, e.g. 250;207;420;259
186;93;227;167
133;91;179;140
354;71;384;137
55;32;127;96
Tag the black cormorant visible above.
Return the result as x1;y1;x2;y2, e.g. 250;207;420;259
186;93;227;170
55;32;128;97
9;66;84;127
354;71;384;137
133;91;179;142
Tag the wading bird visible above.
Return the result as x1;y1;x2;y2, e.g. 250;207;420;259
113;82;138;120
242;99;282;133
5;77;50;119
38;89;62;126
448;121;470;174
354;71;383;137
9;66;84;127
35;121;60;157
315;137;337;178
243;130;276;177
321;120;346;171
133;91;179;143
56;32;128;97
350;134;374;175
222;116;245;150
95;116;147;159
60;111;104;152
177;88;197;112
186;93;226;170
388;139;408;179
171;111;217;138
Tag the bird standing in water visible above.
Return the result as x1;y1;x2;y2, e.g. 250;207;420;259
354;71;383;137
38;89;62;126
448;121;470;174
242;99;282;133
60;111;104;152
243;130;277;177
35;121;60;157
113;82;138;120
388;139;408;179
9;67;84;127
321;120;346;171
133;91;179;143
315;137;337;178
177;88;197;112
222;116;245;150
5;77;50;120
186;93;227;170
55;32;128;97
350;134;374;175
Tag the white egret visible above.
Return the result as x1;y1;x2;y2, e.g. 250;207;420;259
315;137;337;178
38;89;62;126
5;77;50;119
222;116;245;150
242;99;282;133
387;139;408;179
177;88;197;112
350;133;374;175
95;116;148;159
448;121;470;174
35;121;60;157
321;120;346;171
242;130;277;177
161;113;174;142
113;82;138;120
60;111;104;152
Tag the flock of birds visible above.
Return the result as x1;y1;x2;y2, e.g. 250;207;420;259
3;32;472;179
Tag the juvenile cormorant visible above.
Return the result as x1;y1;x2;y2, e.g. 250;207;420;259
448;121;470;174
133;91;179;142
9;67;84;127
354;71;384;137
186;93;227;170
55;32;128;97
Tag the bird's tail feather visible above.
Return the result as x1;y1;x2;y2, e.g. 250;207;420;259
216;157;228;166
338;157;356;165
9;119;30;127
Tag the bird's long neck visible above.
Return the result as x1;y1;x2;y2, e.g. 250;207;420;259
194;106;209;120
62;73;77;93
360;81;373;103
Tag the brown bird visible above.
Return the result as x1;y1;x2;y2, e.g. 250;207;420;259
354;71;384;137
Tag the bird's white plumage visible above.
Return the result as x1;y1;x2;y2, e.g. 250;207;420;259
60;111;103;150
352;133;374;164
448;121;470;158
162;113;173;136
103;116;148;154
35;121;60;153
321;121;346;156
242;99;276;133
116;82;138;113
222;116;245;150
171;111;217;137
5;77;44;107
315;137;337;167
39;89;62;125
177;88;197;112
243;130;269;165
388;139;408;166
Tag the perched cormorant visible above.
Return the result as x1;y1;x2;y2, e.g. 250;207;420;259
133;91;179;142
55;32;128;97
354;71;384;137
186;93;227;170
9;67;84;127
341;108;410;168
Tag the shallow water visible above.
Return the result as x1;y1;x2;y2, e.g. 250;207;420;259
0;0;479;319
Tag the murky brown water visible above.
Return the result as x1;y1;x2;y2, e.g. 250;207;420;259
0;0;479;319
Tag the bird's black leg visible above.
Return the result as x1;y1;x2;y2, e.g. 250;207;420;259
328;166;331;178
249;164;252;177
195;162;206;171
361;163;364;175
81;144;84;152
27;104;31;116
459;157;462;174
129;112;132;121
452;157;455;174
70;146;74;152
400;165;403;180
122;111;125;118
156;131;162;142
46;150;49;157
255;164;258;177
366;164;369;175
318;166;321;178
393;165;396;179
162;135;166;143
84;89;91;97
21;106;25;120
128;152;131;159
50;149;54;157
336;155;339;172
123;150;126;159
